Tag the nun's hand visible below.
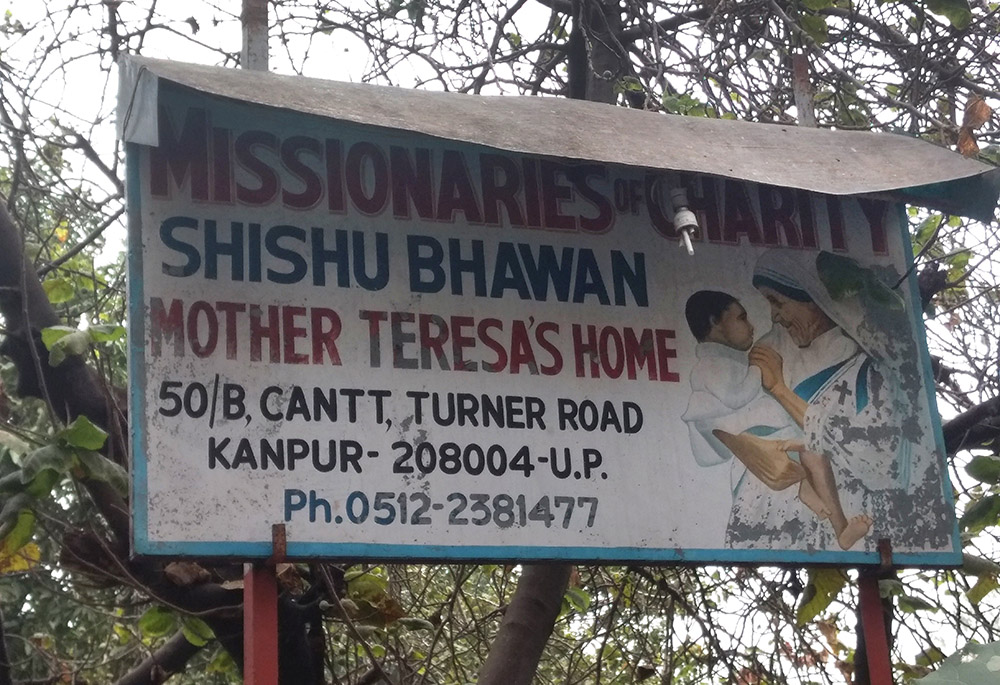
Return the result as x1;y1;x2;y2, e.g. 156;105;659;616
750;344;784;392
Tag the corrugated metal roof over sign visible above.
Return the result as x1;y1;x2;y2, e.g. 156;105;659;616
118;56;1000;222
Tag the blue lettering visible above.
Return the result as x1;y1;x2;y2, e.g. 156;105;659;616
265;225;308;284
611;251;647;307
407;234;446;293
572;249;610;305
490;242;530;299
519;243;573;302
284;489;307;521
160;216;201;277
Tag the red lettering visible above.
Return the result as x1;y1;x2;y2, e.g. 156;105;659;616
249;304;281;362
281;305;309;364
150;106;209;200
572;165;613;233
325;139;345;212
187;300;219;358
418;313;450;369
281;136;323;210
572;324;600;378
509;320;535;373
391;146;435;220
345;142;389;215
521;158;543;228
826;196;847;251
216;301;246;359
478;318;507;372
598;326;624;378
536;322;563;376
623;328;656;380
540;160;575;230
437;150;483;223
480;154;526;227
149;297;185;357
451;315;477;371
858;198;889;254
211;127;232;202
235;130;280;205
723;180;762;244
311;308;342;365
758;185;799;247
655;329;679;382
796;190;818;248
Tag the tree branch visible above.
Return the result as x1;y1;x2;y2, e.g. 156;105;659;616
942;395;1000;454
477;564;571;685
114;632;204;685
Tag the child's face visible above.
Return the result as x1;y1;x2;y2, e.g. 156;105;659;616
709;302;755;351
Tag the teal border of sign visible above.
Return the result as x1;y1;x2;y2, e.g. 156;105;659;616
126;89;962;566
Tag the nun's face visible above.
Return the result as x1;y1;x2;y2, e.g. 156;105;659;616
757;286;835;347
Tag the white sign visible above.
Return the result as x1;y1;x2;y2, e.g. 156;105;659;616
128;81;959;565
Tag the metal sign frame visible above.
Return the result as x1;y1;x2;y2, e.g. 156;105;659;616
127;78;961;568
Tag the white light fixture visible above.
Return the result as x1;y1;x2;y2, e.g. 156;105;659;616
670;187;699;256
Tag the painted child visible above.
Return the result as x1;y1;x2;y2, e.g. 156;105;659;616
681;290;871;550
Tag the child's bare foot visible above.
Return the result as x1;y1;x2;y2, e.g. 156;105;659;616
837;515;873;550
712;429;806;491
798;479;830;519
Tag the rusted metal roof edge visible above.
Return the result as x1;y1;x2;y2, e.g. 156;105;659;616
117;56;1000;222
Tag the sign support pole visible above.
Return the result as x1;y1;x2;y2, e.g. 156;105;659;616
858;539;894;684
244;524;285;685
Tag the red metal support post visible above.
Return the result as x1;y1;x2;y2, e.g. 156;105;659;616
244;564;279;684
244;524;286;684
858;539;894;684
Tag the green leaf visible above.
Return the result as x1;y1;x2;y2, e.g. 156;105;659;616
796;568;847;626
925;0;973;29
397;617;435;632
206;648;238;675
138;606;176;638
960;494;1000;534
817;252;904;310
801;0;834;8
915;645;946;668
41;277;75;304
912;214;943;252
23;469;60;499
88;324;126;343
181;617;215;646
74;451;128;495
405;0;425;28
0;426;31;456
966;575;999;605
800;15;829;43
966;455;1000;484
565;586;592;613
46;329;91;366
0;509;35;556
916;641;1000;683
20;445;74;485
58;415;108;450
40;325;77;349
346;567;389;601
878;578;904;598
961;552;1000;576
898;593;939;613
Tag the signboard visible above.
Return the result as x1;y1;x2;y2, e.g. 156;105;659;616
128;79;959;565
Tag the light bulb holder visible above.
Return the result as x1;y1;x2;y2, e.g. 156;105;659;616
670;187;690;210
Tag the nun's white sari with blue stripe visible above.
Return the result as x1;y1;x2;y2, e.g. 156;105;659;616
718;250;945;551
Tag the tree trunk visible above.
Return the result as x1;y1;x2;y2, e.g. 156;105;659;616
478;3;625;682
478;565;572;685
